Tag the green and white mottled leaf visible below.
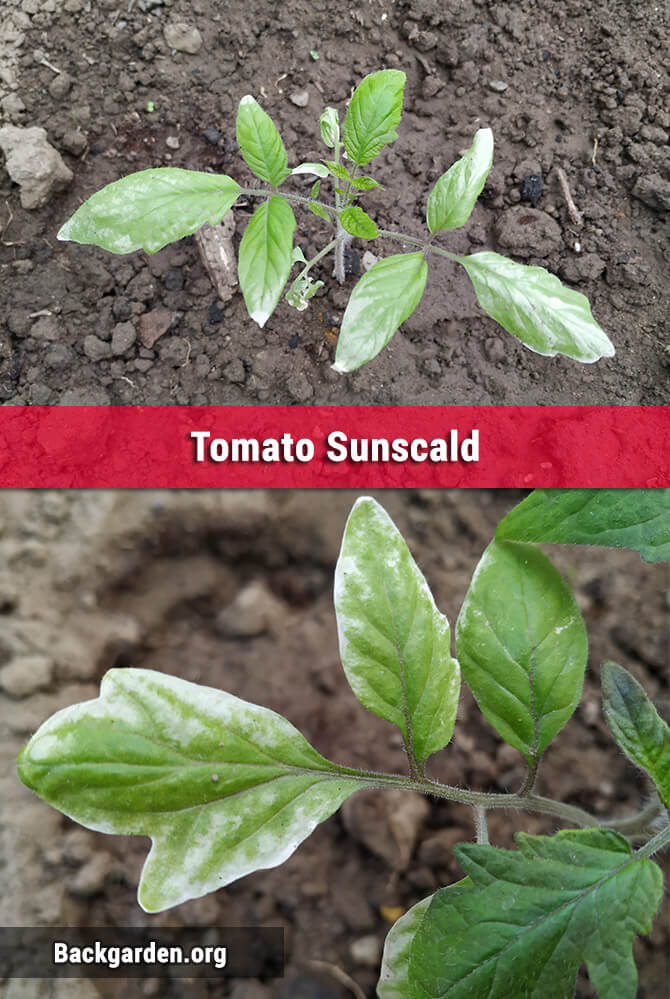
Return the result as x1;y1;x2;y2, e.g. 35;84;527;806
320;106;340;149
342;69;406;166
378;894;434;999
236;95;290;186
17;669;363;913
238;196;296;327
459;251;615;362
409;829;663;999
285;271;324;311
497;489;670;563
455;540;587;767
602;661;670;810
57;168;241;255
334;498;460;767
291;162;329;177
339;205;379;239
333;252;427;373
426;129;493;232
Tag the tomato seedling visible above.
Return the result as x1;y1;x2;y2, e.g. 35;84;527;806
57;71;615;374
17;489;670;998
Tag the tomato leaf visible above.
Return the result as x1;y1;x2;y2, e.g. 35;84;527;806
17;669;363;913
238;196;296;327
334;497;460;768
459;251;615;362
57;168;241;255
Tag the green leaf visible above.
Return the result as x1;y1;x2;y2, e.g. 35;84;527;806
334;498;460;768
285;271;324;311
342;69;406;166
291;162;329;177
348;174;383;190
17;668;363;913
236;95;291;187
310;179;321;199
497;489;670;563
324;159;350;181
238;196;296;327
459;251;615;362
57;168;241;255
409;828;663;999
333;252;427;373
308;202;331;222
378;894;434;999
455;540;587;767
427;129;494;232
339;205;379;239
601;661;670;810
320;106;340;149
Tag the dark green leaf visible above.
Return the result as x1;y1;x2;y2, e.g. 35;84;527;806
339;205;379;239
57;168;241;255
426;129;493;232
409;828;663;999
497;489;670;563
334;498;460;767
238;196;296;327
455;540;587;767
17;669;363;912
236;95;290;186
602;661;670;810
333;253;427;373
459;251;615;362
342;69;406;166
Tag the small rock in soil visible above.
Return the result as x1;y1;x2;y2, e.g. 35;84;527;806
215;581;284;638
111;321;136;355
83;335;112;362
484;337;506;364
139;308;172;348
494;205;562;258
286;371;313;402
164;269;184;291
0;125;73;209
60;129;87;156
48;72;72;99
163;22;203;54
0;654;54;697
489;79;508;92
289;89;309;107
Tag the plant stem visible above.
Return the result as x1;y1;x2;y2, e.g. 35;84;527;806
634;819;670;859
293;239;338;285
473;805;489;844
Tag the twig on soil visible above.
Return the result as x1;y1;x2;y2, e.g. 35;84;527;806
180;339;192;367
308;960;367;999
591;138;599;166
37;56;61;74
1;200;23;247
556;167;583;227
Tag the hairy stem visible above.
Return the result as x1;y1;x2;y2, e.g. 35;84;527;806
473;805;489;844
634;819;670;859
293;238;338;285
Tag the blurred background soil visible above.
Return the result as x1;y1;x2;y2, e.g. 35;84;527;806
0;0;669;405
0;489;668;997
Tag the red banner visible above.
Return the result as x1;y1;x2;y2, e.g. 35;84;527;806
0;407;666;488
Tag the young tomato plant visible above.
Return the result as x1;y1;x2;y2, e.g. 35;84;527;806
18;489;670;998
57;71;615;374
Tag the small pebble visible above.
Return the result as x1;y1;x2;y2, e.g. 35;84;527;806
289;89;309;107
202;127;222;144
489;79;508;93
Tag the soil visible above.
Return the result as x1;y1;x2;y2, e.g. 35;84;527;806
1;0;669;406
1;489;668;998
